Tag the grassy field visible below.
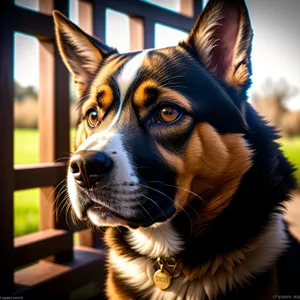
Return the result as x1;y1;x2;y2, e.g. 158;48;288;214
14;128;75;237
14;129;300;237
280;137;300;185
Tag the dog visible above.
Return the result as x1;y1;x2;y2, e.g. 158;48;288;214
53;0;300;298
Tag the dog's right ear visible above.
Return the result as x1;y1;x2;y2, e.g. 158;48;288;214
186;0;253;90
53;11;118;97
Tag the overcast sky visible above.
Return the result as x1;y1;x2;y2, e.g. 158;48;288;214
14;0;300;110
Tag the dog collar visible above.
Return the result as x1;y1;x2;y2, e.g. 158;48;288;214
153;257;181;290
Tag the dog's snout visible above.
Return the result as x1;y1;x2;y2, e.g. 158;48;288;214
70;150;113;187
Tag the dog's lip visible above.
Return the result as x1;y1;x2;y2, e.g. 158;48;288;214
79;201;94;220
86;205;129;226
88;205;123;218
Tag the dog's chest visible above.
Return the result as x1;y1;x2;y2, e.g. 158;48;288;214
109;249;209;300
108;215;287;300
109;224;217;300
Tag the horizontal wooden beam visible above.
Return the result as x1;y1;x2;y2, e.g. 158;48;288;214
14;246;106;298
15;5;54;40
14;229;73;269
14;162;66;190
93;0;195;32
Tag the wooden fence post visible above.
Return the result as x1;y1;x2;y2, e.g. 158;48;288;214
0;0;15;294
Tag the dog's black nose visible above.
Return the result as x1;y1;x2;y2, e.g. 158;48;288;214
70;150;113;188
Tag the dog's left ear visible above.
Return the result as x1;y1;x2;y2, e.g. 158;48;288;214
186;0;253;89
53;10;118;97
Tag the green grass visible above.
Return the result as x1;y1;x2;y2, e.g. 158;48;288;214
279;136;300;185
14;128;39;165
14;129;39;236
14;128;76;237
14;129;300;237
14;188;40;236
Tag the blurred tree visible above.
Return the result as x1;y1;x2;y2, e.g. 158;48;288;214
253;78;300;137
14;81;37;102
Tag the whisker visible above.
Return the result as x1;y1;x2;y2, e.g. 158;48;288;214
140;194;168;220
150;181;206;221
149;181;206;204
135;199;169;242
54;157;71;163
138;183;193;235
42;179;67;206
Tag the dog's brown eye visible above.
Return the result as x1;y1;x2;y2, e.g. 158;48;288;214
156;105;181;124
87;108;99;128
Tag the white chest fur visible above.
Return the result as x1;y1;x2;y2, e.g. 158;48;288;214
109;214;287;300
126;222;184;258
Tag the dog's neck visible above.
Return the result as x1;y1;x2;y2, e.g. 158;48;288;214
126;213;287;294
126;222;184;258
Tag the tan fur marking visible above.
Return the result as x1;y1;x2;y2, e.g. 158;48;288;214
134;83;192;121
134;79;158;107
106;270;133;300
99;85;114;110
156;144;185;174
159;88;192;111
174;123;252;221
90;56;129;96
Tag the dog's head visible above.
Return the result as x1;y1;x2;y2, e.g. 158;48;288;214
53;0;254;229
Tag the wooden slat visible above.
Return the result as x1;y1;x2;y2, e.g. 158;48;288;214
144;18;155;49
78;229;105;248
14;229;73;268
93;0;196;31
0;0;14;294
14;162;66;190
93;1;106;42
79;0;93;35
180;0;194;17
38;0;71;236
129;17;144;51
194;0;203;18
39;0;53;14
39;29;56;230
15;5;54;40
14;247;106;298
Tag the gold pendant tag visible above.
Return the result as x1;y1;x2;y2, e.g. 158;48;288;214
153;269;171;290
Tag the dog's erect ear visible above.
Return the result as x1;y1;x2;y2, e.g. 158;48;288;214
53;11;118;97
186;0;253;88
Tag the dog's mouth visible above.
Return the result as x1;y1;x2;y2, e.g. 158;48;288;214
85;204;129;227
71;183;176;228
77;191;142;227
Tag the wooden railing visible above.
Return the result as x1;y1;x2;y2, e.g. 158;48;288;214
0;0;201;298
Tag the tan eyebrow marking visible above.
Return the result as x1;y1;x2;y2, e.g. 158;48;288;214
134;81;192;112
134;79;158;107
159;88;192;111
81;84;114;115
99;85;114;110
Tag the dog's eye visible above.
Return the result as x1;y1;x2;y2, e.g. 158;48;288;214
87;108;99;128
154;105;182;124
